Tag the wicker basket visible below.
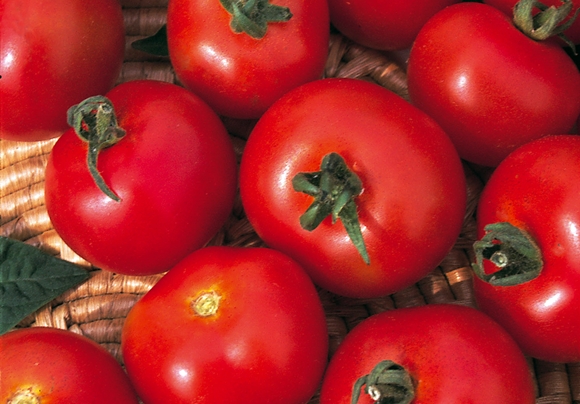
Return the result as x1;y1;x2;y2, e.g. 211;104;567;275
1;0;579;403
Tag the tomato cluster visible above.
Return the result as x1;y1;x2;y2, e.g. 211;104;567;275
2;0;580;402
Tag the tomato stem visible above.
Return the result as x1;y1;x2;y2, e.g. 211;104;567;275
472;222;543;286
513;0;579;52
192;291;222;317
8;387;41;404
293;153;370;265
67;96;126;202
351;360;415;404
218;0;292;39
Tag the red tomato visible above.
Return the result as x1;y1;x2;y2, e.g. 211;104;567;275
44;80;238;276
473;135;580;363
319;304;536;404
239;78;466;298
327;0;460;51
483;0;580;46
407;2;580;167
0;0;124;142
0;327;139;403
166;0;329;119
121;246;329;404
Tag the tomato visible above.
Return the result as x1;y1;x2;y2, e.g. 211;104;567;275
473;135;580;363
239;78;466;298
44;80;238;276
483;0;580;46
319;304;536;404
121;246;328;404
0;327;139;403
166;0;329;119
407;2;580;167
327;0;460;51
0;0;125;142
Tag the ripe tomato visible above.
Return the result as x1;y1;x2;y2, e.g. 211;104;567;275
166;0;329;119
407;2;580;167
44;80;238;276
473;135;580;363
0;0;125;142
327;0;460;51
239;78;466;298
121;246;328;404
319;304;536;404
483;0;580;46
0;327;139;403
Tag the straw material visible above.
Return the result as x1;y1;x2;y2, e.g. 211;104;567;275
1;0;578;403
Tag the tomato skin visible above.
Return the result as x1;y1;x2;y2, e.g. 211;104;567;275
239;78;466;298
474;135;580;363
44;80;238;276
483;0;580;46
327;0;460;51
407;2;580;167
0;327;139;403
0;0;124;142
319;304;536;404
166;0;329;119
121;246;329;404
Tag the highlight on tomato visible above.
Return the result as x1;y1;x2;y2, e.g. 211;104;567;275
319;304;536;404
121;246;329;404
0;327;139;403
0;0;125;142
239;77;467;298
473;134;580;363
44;80;238;276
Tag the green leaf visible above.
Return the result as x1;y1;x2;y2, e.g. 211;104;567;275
0;237;90;335
131;25;169;57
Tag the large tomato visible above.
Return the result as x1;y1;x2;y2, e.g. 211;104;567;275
0;0;125;142
166;0;329;119
327;0;460;51
319;304;536;403
0;327;139;403
473;135;580;363
483;0;580;46
407;2;580;167
121;246;328;404
44;80;238;276
239;78;466;298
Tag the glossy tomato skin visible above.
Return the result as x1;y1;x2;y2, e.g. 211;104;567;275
121;246;329;404
166;0;329;119
44;80;238;276
483;0;580;46
328;0;460;51
474;135;580;363
407;2;580;167
0;0;125;141
319;304;535;404
239;78;466;298
0;327;139;403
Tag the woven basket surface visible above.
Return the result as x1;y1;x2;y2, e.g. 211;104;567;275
1;0;579;403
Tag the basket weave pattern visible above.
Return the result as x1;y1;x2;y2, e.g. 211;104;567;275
1;0;579;403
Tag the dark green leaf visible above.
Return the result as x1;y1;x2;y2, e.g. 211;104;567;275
131;25;169;57
0;237;89;335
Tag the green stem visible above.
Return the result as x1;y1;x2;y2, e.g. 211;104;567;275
292;153;370;265
513;0;579;52
219;0;292;39
472;222;543;286
352;360;415;404
67;96;126;202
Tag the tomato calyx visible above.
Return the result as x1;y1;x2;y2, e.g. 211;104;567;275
292;152;370;265
67;96;126;202
513;0;579;52
351;360;415;404
218;0;293;39
472;222;543;286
